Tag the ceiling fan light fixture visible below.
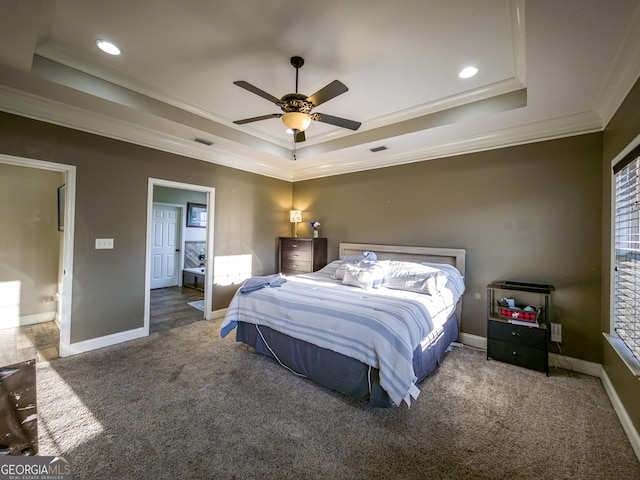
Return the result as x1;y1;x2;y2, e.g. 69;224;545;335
282;112;311;132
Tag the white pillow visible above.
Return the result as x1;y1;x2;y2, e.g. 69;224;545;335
342;262;386;290
383;261;449;295
332;263;348;280
334;259;389;284
421;262;465;295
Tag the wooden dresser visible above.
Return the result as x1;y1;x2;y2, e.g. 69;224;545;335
278;237;328;275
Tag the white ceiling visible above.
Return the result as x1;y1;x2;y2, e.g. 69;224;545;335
1;0;639;181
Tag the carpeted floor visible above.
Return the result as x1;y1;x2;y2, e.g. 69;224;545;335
35;317;640;479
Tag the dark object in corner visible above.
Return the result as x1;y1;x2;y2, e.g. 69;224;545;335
0;359;38;455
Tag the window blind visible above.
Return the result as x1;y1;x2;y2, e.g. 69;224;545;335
614;153;640;362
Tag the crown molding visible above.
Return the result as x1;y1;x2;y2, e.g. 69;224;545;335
595;3;640;126
0;64;296;180
0;78;603;183
289;111;603;181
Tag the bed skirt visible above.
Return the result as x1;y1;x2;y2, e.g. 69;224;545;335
235;313;459;407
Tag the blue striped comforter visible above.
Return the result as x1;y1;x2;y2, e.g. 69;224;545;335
220;262;463;407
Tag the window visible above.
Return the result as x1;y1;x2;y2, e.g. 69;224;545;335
614;146;640;363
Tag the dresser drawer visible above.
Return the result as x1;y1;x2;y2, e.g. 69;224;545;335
281;239;312;253
281;261;312;275
487;320;547;349
281;248;312;262
487;338;548;372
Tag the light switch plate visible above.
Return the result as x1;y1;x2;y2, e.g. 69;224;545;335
95;238;114;249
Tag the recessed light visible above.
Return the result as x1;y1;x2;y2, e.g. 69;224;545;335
459;66;478;79
95;39;121;56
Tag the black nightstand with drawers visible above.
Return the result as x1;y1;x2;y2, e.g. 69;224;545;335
486;281;555;374
278;237;327;275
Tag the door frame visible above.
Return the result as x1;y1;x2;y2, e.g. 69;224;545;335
145;178;215;332
0;153;76;357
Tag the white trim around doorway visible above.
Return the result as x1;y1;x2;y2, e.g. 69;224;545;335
145;178;216;335
0;153;76;357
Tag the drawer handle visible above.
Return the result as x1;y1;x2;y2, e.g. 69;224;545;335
291;244;298;248
510;331;520;337
511;351;520;356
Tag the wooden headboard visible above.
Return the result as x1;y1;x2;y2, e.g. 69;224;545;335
339;243;467;324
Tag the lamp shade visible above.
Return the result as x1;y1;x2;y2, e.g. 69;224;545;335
289;210;302;223
282;112;311;132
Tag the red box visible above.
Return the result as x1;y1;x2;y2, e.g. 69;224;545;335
499;307;539;323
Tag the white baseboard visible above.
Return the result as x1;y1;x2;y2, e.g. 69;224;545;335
601;368;640;462
548;352;603;377
459;333;602;377
60;327;147;357
459;332;486;350
0;312;57;330
211;308;227;319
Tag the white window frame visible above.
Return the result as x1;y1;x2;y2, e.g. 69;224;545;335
609;141;640;377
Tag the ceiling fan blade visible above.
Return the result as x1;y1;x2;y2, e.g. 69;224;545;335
315;113;361;131
233;113;282;125
233;81;281;104
306;80;348;107
295;130;306;143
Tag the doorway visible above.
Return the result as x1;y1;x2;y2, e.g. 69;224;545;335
144;178;215;335
0;153;75;358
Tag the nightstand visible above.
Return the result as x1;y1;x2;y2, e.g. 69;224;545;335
486;281;555;374
278;237;327;275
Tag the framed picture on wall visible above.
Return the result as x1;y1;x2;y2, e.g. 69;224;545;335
57;184;65;232
187;202;207;228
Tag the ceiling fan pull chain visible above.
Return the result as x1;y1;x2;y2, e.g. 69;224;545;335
292;130;297;161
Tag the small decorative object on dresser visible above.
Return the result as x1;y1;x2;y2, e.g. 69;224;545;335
486;281;555;374
278;237;327;274
310;221;320;238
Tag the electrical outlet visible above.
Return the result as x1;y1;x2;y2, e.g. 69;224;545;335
550;322;562;343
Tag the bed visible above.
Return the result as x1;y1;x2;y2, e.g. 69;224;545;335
220;243;466;407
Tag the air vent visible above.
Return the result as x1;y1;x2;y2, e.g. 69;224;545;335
370;145;388;153
192;137;214;146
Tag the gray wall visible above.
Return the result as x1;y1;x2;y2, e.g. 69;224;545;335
0;163;63;323
0;111;293;343
602;75;640;434
293;134;603;362
153;186;206;207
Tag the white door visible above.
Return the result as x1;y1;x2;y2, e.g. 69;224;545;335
150;205;180;289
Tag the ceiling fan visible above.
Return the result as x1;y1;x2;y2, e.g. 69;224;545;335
233;56;361;143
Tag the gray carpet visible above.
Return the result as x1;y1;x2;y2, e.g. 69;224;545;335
35;317;640;479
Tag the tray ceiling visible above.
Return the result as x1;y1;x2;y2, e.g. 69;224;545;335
0;0;639;181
